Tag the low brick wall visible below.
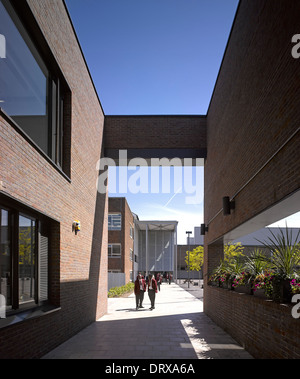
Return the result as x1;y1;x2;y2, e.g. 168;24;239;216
204;285;300;359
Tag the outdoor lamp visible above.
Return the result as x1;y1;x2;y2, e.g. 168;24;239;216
223;196;235;216
201;224;208;235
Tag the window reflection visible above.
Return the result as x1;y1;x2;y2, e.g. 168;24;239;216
108;214;122;230
0;0;48;154
19;215;36;304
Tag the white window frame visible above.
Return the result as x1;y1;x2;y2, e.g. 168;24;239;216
108;214;121;230
130;224;134;239
108;243;121;258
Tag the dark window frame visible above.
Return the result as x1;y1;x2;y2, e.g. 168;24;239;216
0;197;54;316
0;206;12;310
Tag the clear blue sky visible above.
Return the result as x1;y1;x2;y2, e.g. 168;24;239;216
65;0;239;243
65;0;239;115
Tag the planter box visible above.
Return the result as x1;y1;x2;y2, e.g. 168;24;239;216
235;285;253;295
218;281;225;288
272;278;292;303
253;289;267;299
226;281;235;291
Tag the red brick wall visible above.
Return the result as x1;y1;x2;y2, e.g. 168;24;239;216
204;0;300;357
104;115;206;150
0;0;107;358
205;286;300;359
104;115;207;162
205;0;300;243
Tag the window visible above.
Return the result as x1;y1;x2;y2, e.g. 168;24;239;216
0;0;69;171
130;225;134;239
0;204;49;312
108;214;121;230
108;244;121;258
0;209;11;307
130;248;133;262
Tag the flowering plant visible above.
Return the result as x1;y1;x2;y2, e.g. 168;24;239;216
209;259;233;287
290;278;300;294
252;270;275;298
218;272;230;284
209;270;230;286
232;271;252;288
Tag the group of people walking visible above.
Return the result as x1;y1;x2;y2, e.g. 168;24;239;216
134;272;173;311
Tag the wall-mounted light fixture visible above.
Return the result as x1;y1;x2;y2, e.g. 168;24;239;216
223;196;235;216
200;224;208;235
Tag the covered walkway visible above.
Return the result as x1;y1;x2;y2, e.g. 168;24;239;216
42;283;252;359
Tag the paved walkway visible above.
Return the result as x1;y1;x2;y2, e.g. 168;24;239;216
42;283;253;359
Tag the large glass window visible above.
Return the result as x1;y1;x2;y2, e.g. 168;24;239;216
0;0;66;168
108;214;122;230
0;203;50;313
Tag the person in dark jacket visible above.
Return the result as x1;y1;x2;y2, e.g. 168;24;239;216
134;274;146;310
156;273;161;291
147;274;158;310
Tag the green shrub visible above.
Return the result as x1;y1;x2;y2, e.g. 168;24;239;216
108;282;135;298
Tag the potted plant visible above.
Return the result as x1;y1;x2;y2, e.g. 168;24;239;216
208;272;218;287
209;260;232;288
227;256;245;291
252;270;274;299
208;263;224;287
232;271;253;294
238;249;271;295
290;276;300;294
256;226;300;303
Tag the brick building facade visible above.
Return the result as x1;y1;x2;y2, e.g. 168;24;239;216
0;0;107;358
203;0;300;359
108;197;135;284
0;0;299;359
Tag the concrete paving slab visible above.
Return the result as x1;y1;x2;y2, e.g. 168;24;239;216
42;283;253;359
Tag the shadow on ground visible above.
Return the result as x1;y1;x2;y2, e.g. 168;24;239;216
43;309;252;359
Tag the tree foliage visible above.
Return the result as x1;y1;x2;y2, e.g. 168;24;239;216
185;245;204;272
223;242;244;263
